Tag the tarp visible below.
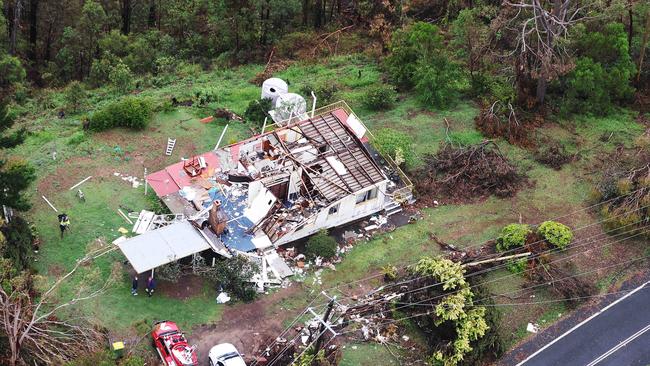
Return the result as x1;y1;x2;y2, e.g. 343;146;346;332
117;221;210;273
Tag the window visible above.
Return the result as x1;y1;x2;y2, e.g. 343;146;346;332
356;187;378;204
328;204;340;215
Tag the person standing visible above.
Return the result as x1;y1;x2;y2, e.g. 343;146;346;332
58;213;70;239
146;276;155;297
131;276;138;296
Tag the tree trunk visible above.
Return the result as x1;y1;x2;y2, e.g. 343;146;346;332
628;5;633;51
9;0;23;56
638;11;650;82
28;0;39;61
121;0;131;34
314;0;322;28
302;0;310;26
148;0;156;28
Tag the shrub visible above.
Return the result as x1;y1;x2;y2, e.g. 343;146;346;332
382;264;398;281
559;23;636;116
66;131;87;145
537;221;573;250
300;82;340;106
89;97;152;131
64;81;87;112
109;60;134;93
372;128;415;168
414;59;464;109
385;22;442;88
201;255;259;302
305;230;338;260
362;84;397;110
505;258;528;274
496;223;531;252
244;98;273;127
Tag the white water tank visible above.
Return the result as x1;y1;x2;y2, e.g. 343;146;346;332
273;93;307;122
261;78;289;104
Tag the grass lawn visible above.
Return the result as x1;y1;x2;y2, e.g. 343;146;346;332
10;52;648;357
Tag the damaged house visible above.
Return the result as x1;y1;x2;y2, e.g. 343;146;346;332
117;100;413;283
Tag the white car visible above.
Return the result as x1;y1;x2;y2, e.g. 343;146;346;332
208;343;247;366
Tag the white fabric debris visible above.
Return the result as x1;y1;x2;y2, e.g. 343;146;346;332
216;292;231;304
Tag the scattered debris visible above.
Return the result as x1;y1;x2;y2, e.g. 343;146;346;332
69;175;92;191
41;195;58;212
216;292;231;304
118;209;134;225
166;138;177;156
526;323;540;333
214;108;244;122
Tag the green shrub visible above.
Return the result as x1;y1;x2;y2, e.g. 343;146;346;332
244;98;273;127
385;22;442;88
300;82;340;106
66;131;87;145
372;128;415;168
559;23;636;116
537;221;573;250
305;230;338;260
64;81;87;112
89;97;152;131
362;84;397;110
414;59;464;109
382;264;398;281
505;258;528;274
496;224;531;252
109;60;134;93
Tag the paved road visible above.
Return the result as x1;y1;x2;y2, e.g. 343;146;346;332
516;281;650;366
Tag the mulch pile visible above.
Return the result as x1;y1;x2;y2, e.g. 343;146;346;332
413;141;526;205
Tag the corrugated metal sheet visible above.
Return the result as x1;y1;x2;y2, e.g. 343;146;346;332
117;221;210;273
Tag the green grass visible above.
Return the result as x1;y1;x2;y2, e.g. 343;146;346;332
339;343;401;366
11;51;649;352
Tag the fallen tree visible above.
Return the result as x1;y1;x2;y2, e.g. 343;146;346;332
414;141;526;204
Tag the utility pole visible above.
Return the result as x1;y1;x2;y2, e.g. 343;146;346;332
313;296;336;354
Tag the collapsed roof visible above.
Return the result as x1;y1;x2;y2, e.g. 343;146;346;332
145;108;386;252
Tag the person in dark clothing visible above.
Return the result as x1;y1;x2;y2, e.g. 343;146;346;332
146;276;155;297
58;213;70;239
131;276;138;296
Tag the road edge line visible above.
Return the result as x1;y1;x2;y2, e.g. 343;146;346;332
515;280;650;366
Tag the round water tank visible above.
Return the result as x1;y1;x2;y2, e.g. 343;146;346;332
261;78;288;104
274;93;307;121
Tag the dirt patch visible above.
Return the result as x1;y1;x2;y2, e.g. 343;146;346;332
190;284;303;366
157;274;206;300
47;264;65;277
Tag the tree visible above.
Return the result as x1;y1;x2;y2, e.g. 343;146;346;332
0;246;116;366
0;216;34;271
408;256;489;366
0;55;26;100
65;81;86;112
385;22;464;108
198;255;259;302
505;0;591;106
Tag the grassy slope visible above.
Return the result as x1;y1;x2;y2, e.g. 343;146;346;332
11;54;647;357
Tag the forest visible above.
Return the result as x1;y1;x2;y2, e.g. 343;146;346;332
0;0;649;365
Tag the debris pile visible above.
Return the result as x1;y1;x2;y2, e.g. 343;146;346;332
475;102;539;147
114;172;142;188
414;141;525;204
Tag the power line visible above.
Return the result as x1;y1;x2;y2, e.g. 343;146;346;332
370;226;649;317
338;245;650;336
342;223;648;319
322;201;650;306
251;188;649;362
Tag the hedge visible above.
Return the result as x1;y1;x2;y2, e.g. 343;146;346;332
89;97;152;131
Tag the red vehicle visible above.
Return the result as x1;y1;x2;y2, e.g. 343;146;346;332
151;321;198;366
